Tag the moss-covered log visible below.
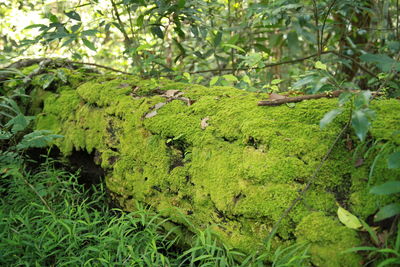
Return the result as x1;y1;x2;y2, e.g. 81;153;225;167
24;65;400;266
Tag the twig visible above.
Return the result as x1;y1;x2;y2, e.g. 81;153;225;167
258;90;383;106
312;0;321;57
331;51;376;77
65;60;132;75
187;51;333;74
321;0;338;50
265;117;351;245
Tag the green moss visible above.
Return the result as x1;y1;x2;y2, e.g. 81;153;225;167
29;69;400;265
295;212;361;267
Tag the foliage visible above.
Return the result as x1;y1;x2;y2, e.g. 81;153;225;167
0;158;313;266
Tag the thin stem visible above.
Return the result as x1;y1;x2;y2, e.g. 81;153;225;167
312;0;321;57
321;0;338;50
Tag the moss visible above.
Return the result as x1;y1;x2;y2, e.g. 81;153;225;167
29;69;400;265
295;212;361;267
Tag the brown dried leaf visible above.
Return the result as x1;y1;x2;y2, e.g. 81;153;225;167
269;93;287;101
355;158;364;168
145;110;158;119
201;117;210;130
154;102;166;110
118;83;130;88
164;90;182;97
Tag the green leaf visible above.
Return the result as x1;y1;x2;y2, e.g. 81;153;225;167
16;130;63;150
81;29;99;36
337;206;362;230
271;79;282;85
210;76;219;86
388;152;400;169
71;23;81;33
56;69;68;83
354;90;372;109
151;26;164;39
48;14;59;23
352;110;370;141
360;53;400;72
24;24;48;30
221;43;245;53
213;31;222;47
320;109;343;129
338;91;353;106
315;61;327;70
222;74;238;82
41;74;55;89
374;203;400;222
65;11;81;21
82;38;96;51
370;181;400;195
61;37;75;47
5;114;34;133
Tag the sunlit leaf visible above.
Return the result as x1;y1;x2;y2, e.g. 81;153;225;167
374;203;400;222
222;74;238;82
210;76;219;86
337;206;362;230
320;109;343;129
370;181;400;195
315;61;327;70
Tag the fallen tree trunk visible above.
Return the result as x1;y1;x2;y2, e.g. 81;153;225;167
10;62;400;266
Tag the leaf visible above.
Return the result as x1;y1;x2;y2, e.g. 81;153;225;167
210;76;219;86
286;103;296;108
370;181;400;195
183;72;191;81
213;31;222;47
338;91;353;106
271;79;282;85
354;90;372;109
82;38;96;51
352;110;370;141
337;206;363;230
24;24;48;30
374;203;400;222
360;53;400;72
320;109;343;129
151;26;164;39
222;74;238;82
221;43;245;53
71;23;81;33
81;29;99;36
61;37;76;47
56;69;68;83
268;93;286;101
315;61;327;70
65;11;81;21
41;74;55;89
388;152;400;169
16;130;63;150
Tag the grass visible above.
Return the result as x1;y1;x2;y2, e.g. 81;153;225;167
1;156;310;266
